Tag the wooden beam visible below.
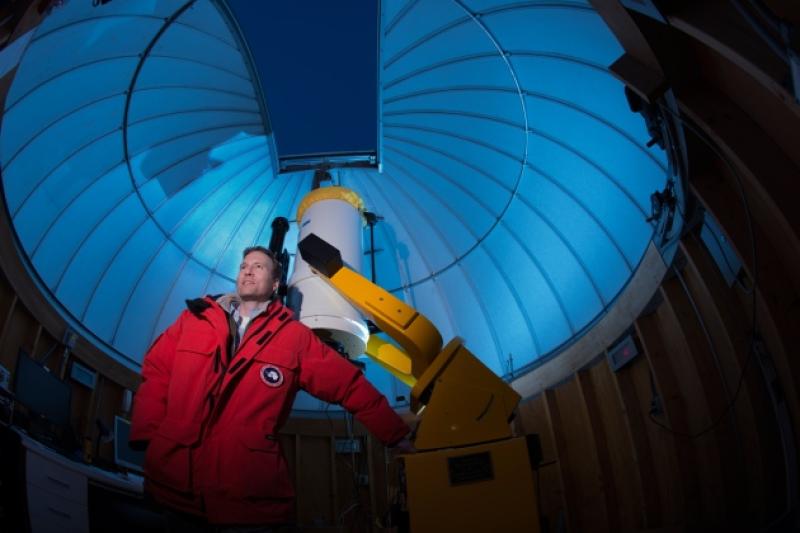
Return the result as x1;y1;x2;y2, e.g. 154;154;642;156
660;269;743;523
588;0;664;73
0;294;18;368
517;394;565;530
667;1;796;118
30;324;43;361
636;312;701;524
611;355;663;527
678;88;800;286
543;389;576;533
762;1;800;24
680;237;784;523
685;35;800;170
691;170;800;458
575;369;621;531
546;380;610;532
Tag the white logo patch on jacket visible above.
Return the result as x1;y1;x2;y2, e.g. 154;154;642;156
260;365;284;387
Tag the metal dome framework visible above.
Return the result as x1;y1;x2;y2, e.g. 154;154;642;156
0;0;677;410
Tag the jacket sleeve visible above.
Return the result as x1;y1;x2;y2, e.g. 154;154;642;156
296;326;410;447
129;315;183;448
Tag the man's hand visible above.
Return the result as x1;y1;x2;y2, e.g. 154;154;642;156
391;437;417;454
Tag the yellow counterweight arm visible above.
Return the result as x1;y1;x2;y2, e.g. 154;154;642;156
297;233;442;380
365;335;416;388
298;233;521;450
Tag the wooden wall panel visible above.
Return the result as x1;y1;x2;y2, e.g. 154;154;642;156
33;330;59;373
95;375;123;462
296;435;334;526
2;302;38;367
575;369;620;532
661;274;740;523
279;417;396;530
518;394;563;532
0;294;18;372
611;355;663;527
680;237;784;523
692;169;800;458
334;435;371;529
636;309;701;523
632;347;686;526
511;227;794;530
278;433;297;485
584;361;642;531
546;380;610;532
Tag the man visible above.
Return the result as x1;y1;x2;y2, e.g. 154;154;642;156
131;246;412;530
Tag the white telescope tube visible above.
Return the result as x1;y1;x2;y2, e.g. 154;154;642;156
287;187;369;358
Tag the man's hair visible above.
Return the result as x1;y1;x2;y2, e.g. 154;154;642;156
242;246;282;278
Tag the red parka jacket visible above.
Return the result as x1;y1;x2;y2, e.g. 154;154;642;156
130;296;410;525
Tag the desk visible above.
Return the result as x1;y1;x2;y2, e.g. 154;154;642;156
0;425;162;533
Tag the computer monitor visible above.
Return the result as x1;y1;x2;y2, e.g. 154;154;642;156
113;415;145;472
13;349;71;429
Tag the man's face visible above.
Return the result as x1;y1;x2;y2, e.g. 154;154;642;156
236;251;279;302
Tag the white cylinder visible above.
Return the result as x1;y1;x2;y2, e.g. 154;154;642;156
287;187;369;358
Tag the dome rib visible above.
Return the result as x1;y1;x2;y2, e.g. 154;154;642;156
148;167;273;342
384;17;473;70
135;84;254;100
527;127;649;224
521;87;666;169
245;173;301;254
0;0;675;400
382;142;500;217
383;52;499;90
383;133;513;193
381;141;574;337
52;187;137;294
110;157;264;345
385;84;666;172
384;164;502;364
5;56;138;113
150;138;264;223
29;14;170;44
383;0;422;37
16;129;121;229
3;92;125;171
349;174;460;335
383;155;541;362
84;151;266;330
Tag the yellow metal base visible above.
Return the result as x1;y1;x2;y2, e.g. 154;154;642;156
403;437;540;533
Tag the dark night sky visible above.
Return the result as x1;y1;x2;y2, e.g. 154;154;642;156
227;1;378;157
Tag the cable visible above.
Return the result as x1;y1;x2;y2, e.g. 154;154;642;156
649;105;752;294
647;342;756;440
657;99;797;533
645;101;760;441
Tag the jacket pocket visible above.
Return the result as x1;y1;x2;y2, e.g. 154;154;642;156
254;347;298;369
144;420;200;493
176;333;217;356
221;430;294;500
